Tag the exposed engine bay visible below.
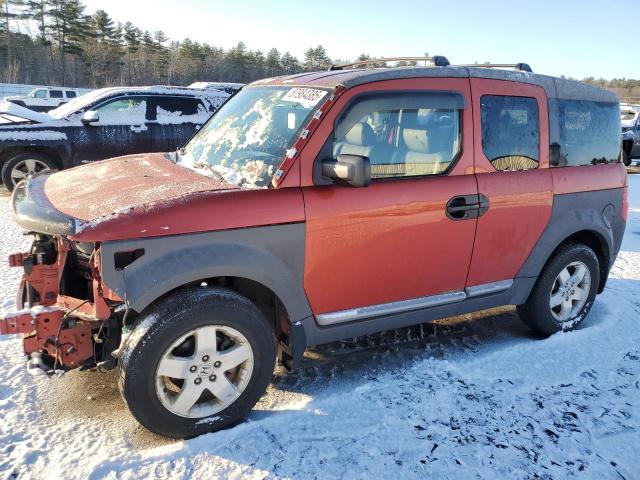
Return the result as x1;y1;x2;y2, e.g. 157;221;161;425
0;234;124;375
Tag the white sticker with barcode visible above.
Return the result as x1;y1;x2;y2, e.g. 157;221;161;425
281;87;327;108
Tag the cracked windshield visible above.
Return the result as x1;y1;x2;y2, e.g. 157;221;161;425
178;86;327;187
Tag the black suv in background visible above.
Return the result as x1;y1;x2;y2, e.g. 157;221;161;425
0;86;231;190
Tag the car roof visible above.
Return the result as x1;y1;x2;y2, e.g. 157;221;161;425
251;66;618;103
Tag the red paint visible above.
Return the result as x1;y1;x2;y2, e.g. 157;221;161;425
301;78;477;314
71;187;305;242
466;79;553;286
551;162;627;194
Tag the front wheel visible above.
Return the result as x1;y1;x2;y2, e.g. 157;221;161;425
1;152;57;191
117;288;276;438
517;243;599;335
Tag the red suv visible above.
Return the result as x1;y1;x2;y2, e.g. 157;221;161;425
0;57;628;438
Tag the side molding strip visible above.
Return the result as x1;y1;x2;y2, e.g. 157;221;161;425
465;279;514;297
315;279;514;326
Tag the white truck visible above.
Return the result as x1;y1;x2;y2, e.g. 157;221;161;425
5;87;85;112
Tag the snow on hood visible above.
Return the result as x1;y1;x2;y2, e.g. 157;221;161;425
40;153;238;225
0;101;51;123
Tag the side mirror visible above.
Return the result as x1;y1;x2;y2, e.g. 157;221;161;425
321;154;371;188
81;110;99;125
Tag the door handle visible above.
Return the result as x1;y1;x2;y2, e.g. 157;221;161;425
446;194;489;220
130;125;147;133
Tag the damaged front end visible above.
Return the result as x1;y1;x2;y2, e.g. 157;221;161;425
0;234;123;375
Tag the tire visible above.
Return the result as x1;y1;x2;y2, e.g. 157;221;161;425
1;152;57;191
117;287;276;438
517;243;599;335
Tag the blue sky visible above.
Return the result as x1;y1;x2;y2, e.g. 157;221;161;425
83;0;638;80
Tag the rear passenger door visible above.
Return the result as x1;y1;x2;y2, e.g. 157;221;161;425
146;95;211;152
302;78;478;325
465;79;553;289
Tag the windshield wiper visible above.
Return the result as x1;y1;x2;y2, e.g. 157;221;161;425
194;161;226;182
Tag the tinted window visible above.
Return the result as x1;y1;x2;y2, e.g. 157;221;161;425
333;93;463;179
50;90;63;99
95;97;147;125
481;95;539;171
555;100;620;166
65;91;77;98
149;96;207;123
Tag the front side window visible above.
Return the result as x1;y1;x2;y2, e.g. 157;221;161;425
481;95;539;171
178;86;326;187
332;92;464;179
50;90;63;99
95;97;147;125
556;99;621;166
32;89;47;99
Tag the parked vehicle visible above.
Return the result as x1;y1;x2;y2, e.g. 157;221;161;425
5;87;85;111
0;85;230;190
621;103;640;165
188;82;244;95
0;57;627;438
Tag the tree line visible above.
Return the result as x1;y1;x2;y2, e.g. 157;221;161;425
0;0;340;87
0;0;638;98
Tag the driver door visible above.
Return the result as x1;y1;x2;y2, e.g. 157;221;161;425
301;79;478;325
72;96;152;164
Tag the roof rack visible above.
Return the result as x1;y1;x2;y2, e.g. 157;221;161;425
457;63;533;73
329;55;450;71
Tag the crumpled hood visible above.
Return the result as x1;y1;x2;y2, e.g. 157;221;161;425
12;153;239;237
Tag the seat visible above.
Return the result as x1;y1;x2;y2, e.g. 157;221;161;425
333;122;377;158
396;127;451;175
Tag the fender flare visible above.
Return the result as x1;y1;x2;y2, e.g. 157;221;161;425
99;224;313;322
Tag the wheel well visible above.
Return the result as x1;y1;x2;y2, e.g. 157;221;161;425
170;276;291;343
0;146;64;170
552;230;610;292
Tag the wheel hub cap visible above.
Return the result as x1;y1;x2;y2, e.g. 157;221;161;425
549;261;591;323
155;325;254;418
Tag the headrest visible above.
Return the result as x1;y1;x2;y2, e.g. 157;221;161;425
345;122;375;146
403;128;429;153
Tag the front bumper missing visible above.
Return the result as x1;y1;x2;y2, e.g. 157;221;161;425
0;307;94;373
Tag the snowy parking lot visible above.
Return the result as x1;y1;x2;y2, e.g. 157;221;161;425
0;175;639;479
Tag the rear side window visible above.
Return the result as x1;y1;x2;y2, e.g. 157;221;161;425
555;100;620;166
65;91;77;98
332;92;464;179
50;90;63;99
149;96;207;123
481;95;539;171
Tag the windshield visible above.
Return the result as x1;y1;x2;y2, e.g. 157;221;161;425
177;86;327;187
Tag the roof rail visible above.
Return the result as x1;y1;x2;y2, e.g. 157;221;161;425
457;63;533;73
329;55;450;71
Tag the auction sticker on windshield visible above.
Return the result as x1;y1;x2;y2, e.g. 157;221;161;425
281;88;327;108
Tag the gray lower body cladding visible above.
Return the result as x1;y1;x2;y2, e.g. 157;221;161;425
99;223;312;322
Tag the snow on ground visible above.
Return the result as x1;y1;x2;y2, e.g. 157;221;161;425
1;177;639;479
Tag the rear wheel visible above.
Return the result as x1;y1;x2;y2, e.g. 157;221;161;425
517;243;599;335
117;287;276;438
1;152;57;191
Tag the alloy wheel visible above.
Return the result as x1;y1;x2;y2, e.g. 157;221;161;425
155;325;254;418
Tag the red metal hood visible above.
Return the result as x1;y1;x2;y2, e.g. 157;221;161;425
12;153;305;242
